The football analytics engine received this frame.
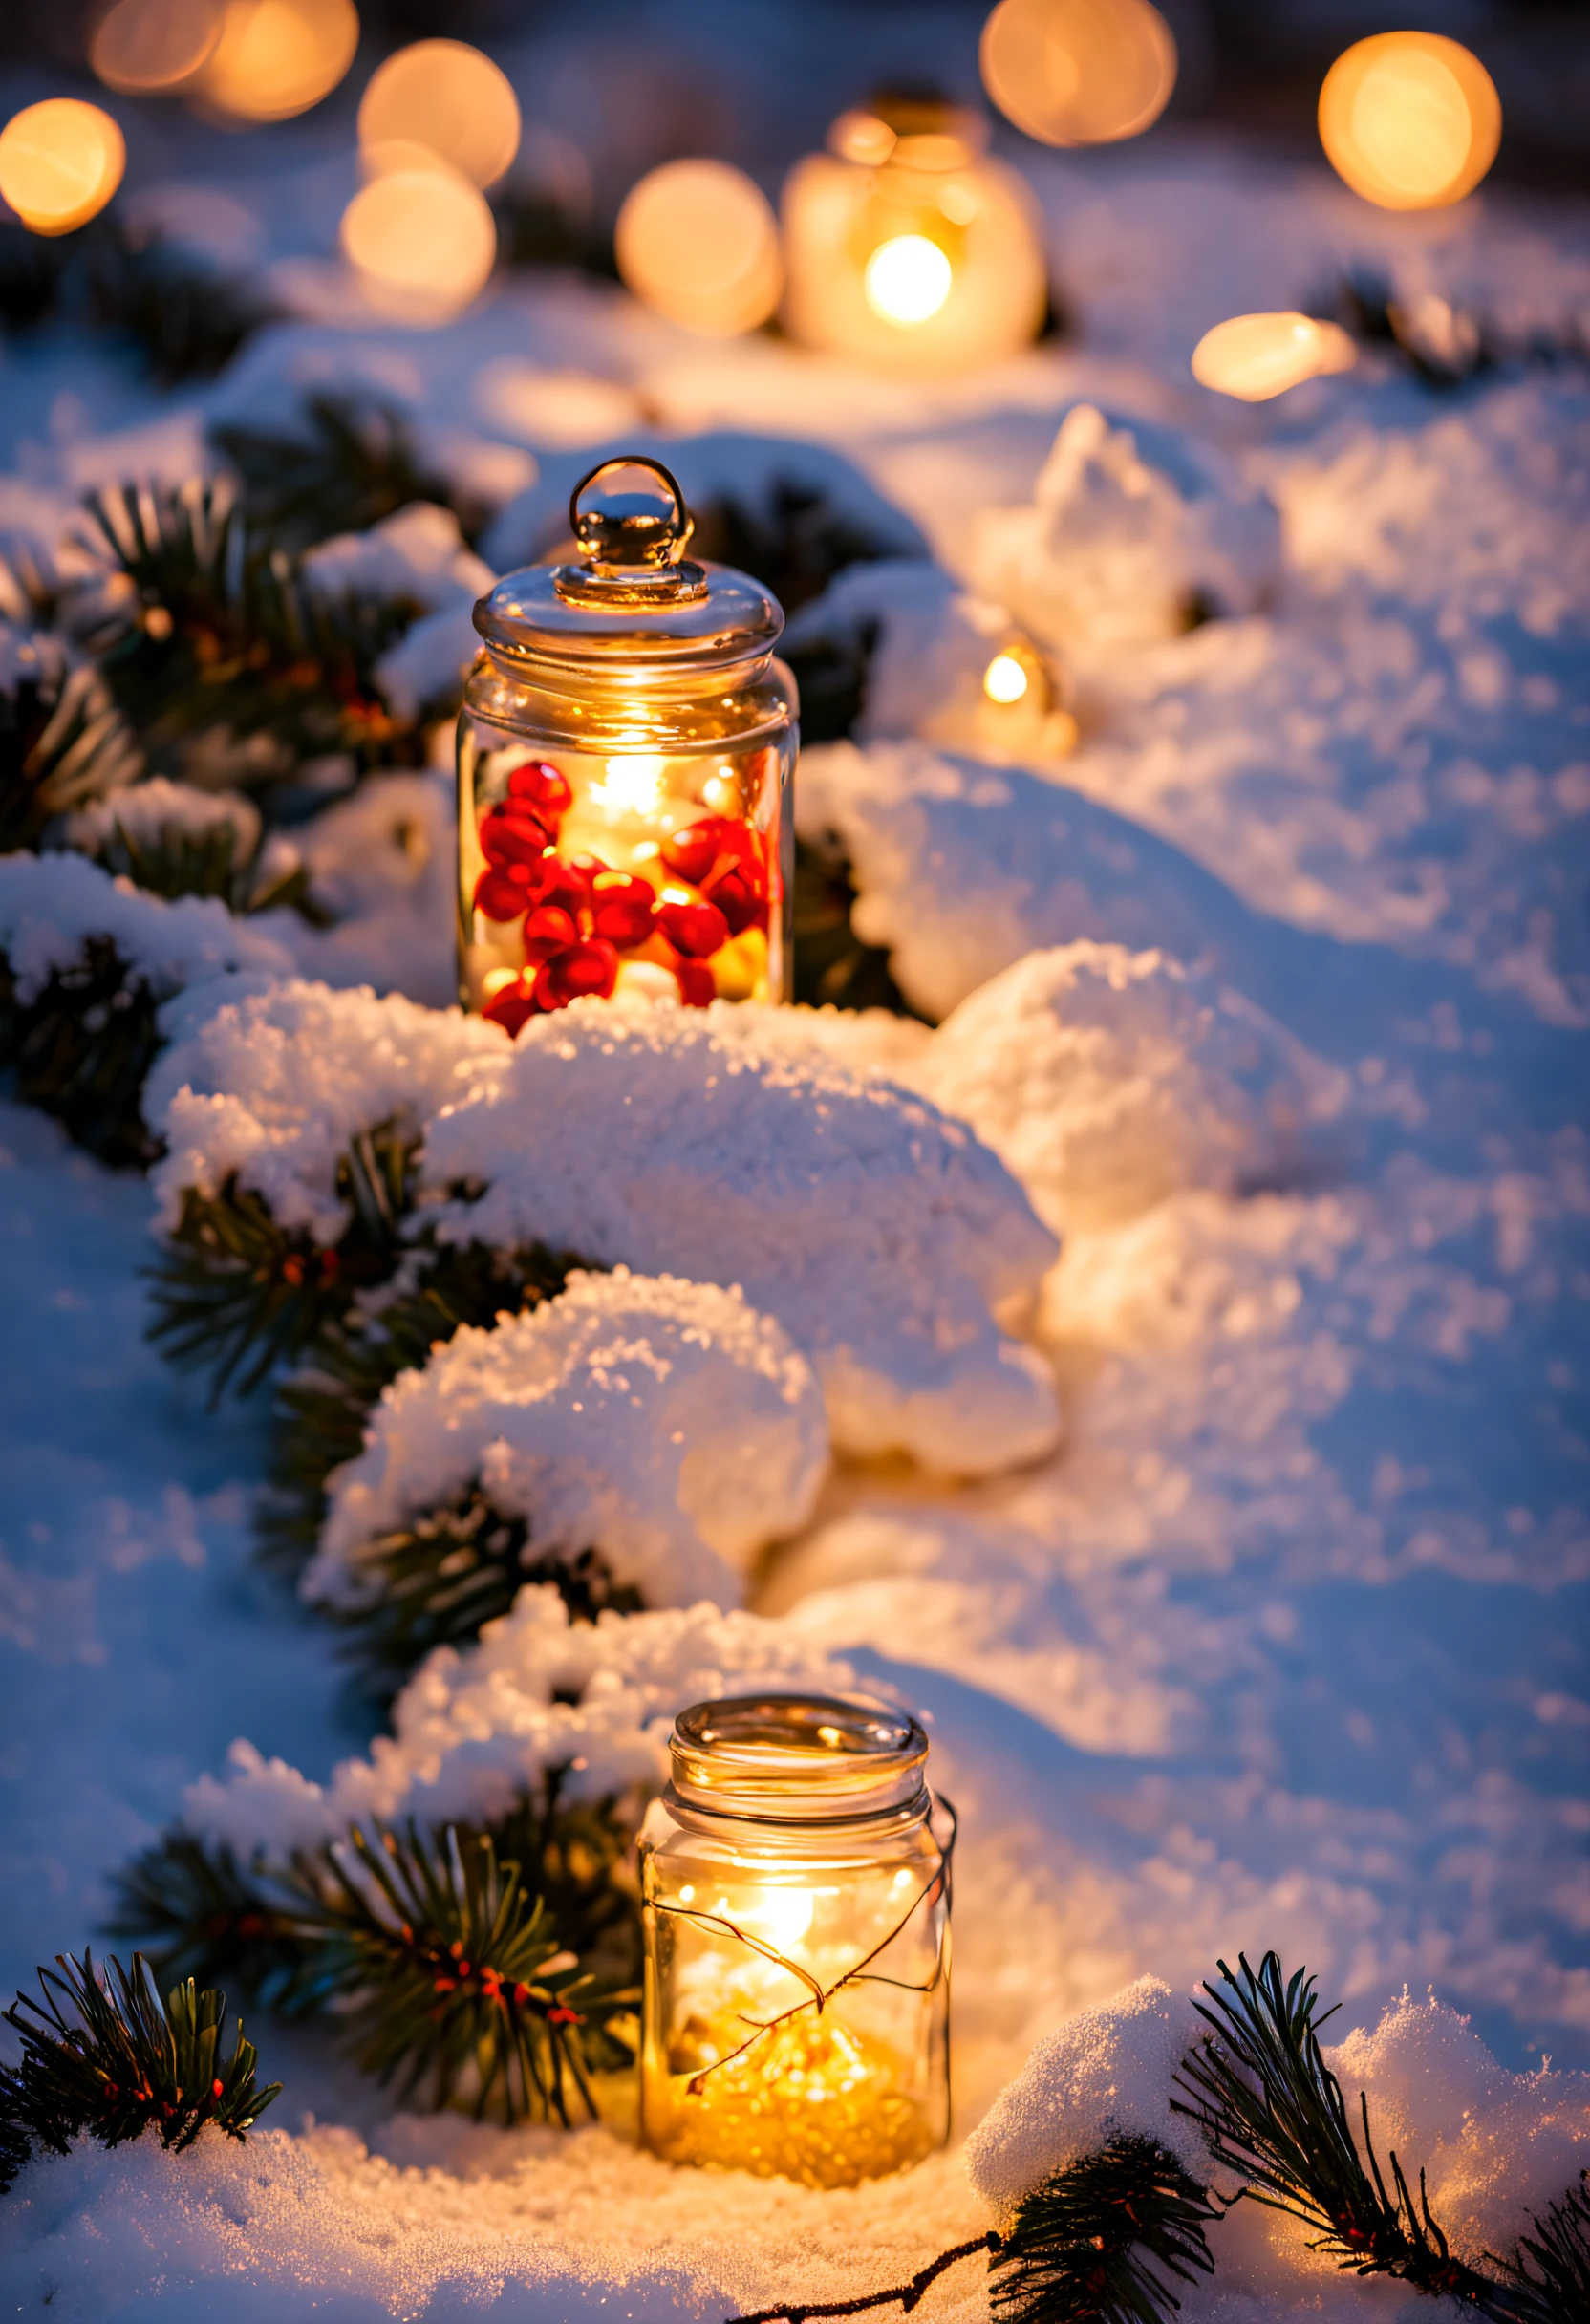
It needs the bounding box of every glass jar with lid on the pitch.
[458,456,795,1033]
[639,1692,952,2190]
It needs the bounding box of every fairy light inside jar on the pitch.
[639,1693,952,2189]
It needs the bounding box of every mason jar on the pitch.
[639,1693,952,2190]
[458,456,796,1034]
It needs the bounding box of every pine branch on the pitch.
[325,1483,644,1701]
[102,1832,323,2014]
[1169,1950,1538,2318]
[75,477,424,791]
[1487,2173,1590,2324]
[690,485,902,618]
[256,1236,576,1572]
[211,391,483,554]
[83,810,325,921]
[1,1950,278,2191]
[989,2139,1218,2324]
[0,210,275,382]
[0,937,164,1169]
[1,657,144,854]
[145,1119,418,1401]
[792,833,922,1018]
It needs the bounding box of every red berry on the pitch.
[673,956,716,1008]
[212,2079,224,2098]
[661,815,754,887]
[483,980,538,1037]
[704,866,767,936]
[474,866,532,922]
[657,896,729,958]
[505,760,572,818]
[590,872,657,948]
[480,805,552,868]
[534,937,618,1011]
[523,903,579,963]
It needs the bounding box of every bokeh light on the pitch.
[357,39,521,192]
[0,98,126,236]
[1192,312,1357,401]
[980,0,1177,146]
[1319,32,1500,211]
[982,652,1029,704]
[196,0,358,123]
[90,0,223,93]
[615,159,783,337]
[864,234,954,327]
[340,160,497,322]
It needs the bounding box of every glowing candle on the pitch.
[0,99,125,237]
[980,0,1177,146]
[1192,312,1357,401]
[615,159,783,337]
[458,457,794,1032]
[1318,32,1500,211]
[639,1695,952,2189]
[782,95,1046,374]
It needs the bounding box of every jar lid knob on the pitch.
[557,455,707,606]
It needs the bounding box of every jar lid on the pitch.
[667,1693,930,1826]
[473,455,784,674]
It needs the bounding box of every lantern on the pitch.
[639,1693,952,2190]
[781,95,1047,375]
[459,458,794,1030]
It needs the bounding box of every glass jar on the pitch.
[457,456,796,1034]
[639,1693,952,2190]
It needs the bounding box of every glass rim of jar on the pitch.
[473,560,784,678]
[666,1692,932,1828]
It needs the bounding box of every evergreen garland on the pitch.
[0,1950,278,2193]
[0,936,163,1169]
[211,391,483,555]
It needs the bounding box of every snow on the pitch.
[65,775,262,866]
[1,48,1588,2320]
[300,503,495,721]
[305,1268,829,1615]
[419,993,1062,1476]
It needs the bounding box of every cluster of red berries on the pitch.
[473,760,769,1038]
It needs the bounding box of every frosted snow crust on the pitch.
[186,1590,860,1855]
[300,502,494,721]
[0,848,292,1004]
[420,993,1062,1475]
[65,775,262,864]
[306,1268,829,1613]
[146,979,503,1240]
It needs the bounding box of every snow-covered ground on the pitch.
[1,48,1588,2318]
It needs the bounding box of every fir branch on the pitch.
[102,1832,322,2014]
[0,936,163,1169]
[326,1484,643,1701]
[75,477,424,791]
[1,657,144,854]
[1170,1950,1527,2317]
[84,810,324,920]
[989,2139,1217,2324]
[792,833,921,1018]
[211,391,482,554]
[1,1950,278,2191]
[145,1120,418,1401]
[1489,2172,1590,2324]
[257,1237,577,1572]
[0,210,275,382]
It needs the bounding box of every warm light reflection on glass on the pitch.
[982,651,1030,704]
[357,38,521,191]
[980,0,1177,146]
[591,755,668,819]
[197,0,357,122]
[1192,311,1357,401]
[339,160,497,321]
[863,233,953,326]
[1319,32,1500,210]
[0,99,125,235]
[615,159,783,337]
[91,0,222,92]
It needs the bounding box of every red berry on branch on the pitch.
[535,937,619,1010]
[505,760,572,817]
[657,896,729,958]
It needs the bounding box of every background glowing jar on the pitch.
[459,457,795,1032]
[781,97,1047,375]
[639,1693,952,2190]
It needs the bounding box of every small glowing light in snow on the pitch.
[864,234,953,326]
[90,0,222,93]
[982,651,1030,704]
[1319,32,1500,211]
[339,161,497,321]
[980,0,1177,146]
[357,39,521,191]
[1192,312,1357,401]
[615,159,783,337]
[196,0,357,122]
[0,99,125,236]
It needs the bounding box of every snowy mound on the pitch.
[305,1268,829,1613]
[796,739,1254,1021]
[969,402,1279,656]
[419,993,1062,1475]
[147,979,503,1241]
[187,1590,862,1853]
[904,943,1341,1235]
[301,503,495,721]
[964,1977,1203,2209]
[263,771,457,1010]
[0,847,291,1003]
